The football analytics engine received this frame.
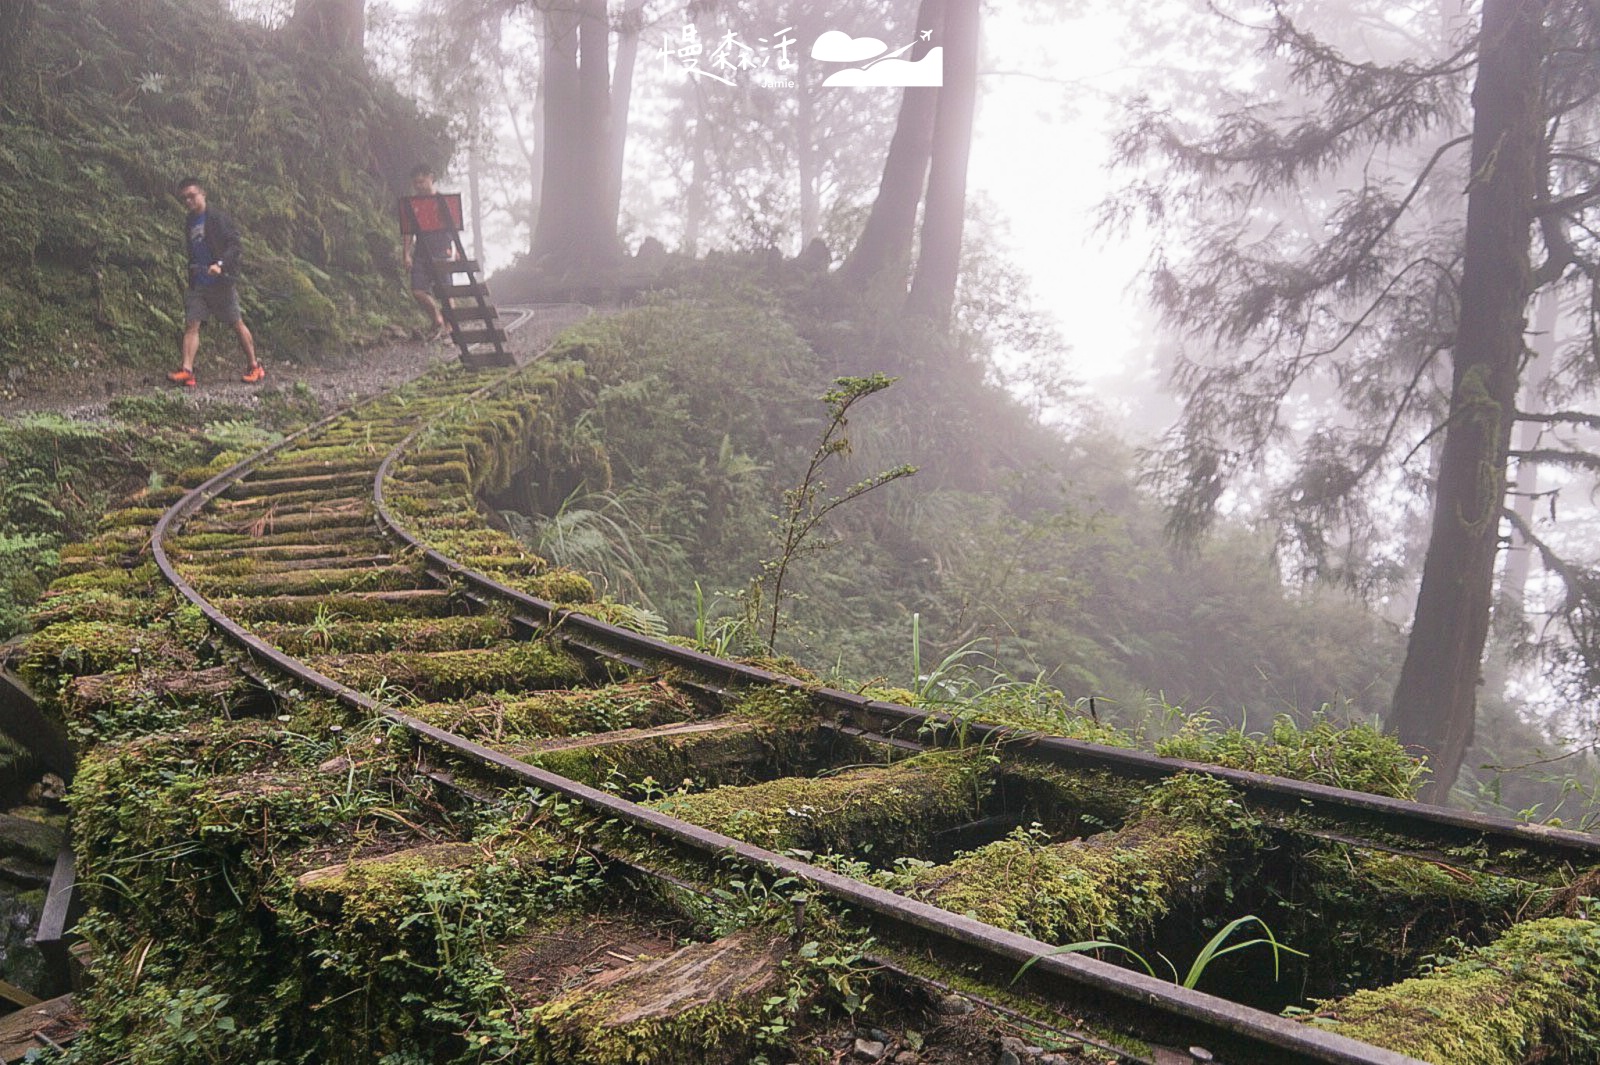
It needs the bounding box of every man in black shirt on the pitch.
[168,177,263,387]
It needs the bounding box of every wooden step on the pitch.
[453,326,508,345]
[444,305,499,323]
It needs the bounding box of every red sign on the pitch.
[398,193,464,235]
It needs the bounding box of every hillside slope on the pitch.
[0,0,446,396]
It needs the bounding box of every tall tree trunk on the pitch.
[290,0,364,56]
[842,0,943,288]
[904,0,978,327]
[468,113,486,268]
[534,0,615,268]
[497,66,541,257]
[606,0,647,246]
[1478,286,1555,697]
[685,82,710,256]
[532,4,581,263]
[795,28,819,250]
[531,71,545,257]
[576,0,615,265]
[1390,0,1544,802]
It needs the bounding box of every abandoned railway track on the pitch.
[17,305,1600,1065]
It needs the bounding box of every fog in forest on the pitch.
[200,0,1600,814]
[5,0,1597,817]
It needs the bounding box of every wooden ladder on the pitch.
[401,193,514,369]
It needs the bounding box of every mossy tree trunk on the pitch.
[1391,0,1543,802]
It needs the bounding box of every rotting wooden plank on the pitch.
[294,841,488,916]
[0,994,82,1062]
[529,930,789,1065]
[534,717,753,753]
[215,589,461,624]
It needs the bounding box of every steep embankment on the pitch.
[0,0,447,397]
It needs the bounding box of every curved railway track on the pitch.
[29,304,1600,1064]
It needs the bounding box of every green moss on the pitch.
[60,663,261,740]
[0,809,67,865]
[55,526,150,571]
[909,774,1252,944]
[257,613,512,655]
[1280,843,1533,995]
[1302,918,1600,1063]
[47,560,160,594]
[315,640,589,701]
[20,619,191,686]
[192,562,422,598]
[648,750,990,857]
[876,946,1150,1062]
[995,761,1146,833]
[27,587,149,626]
[410,681,697,740]
[533,719,809,793]
[727,684,818,727]
[215,590,461,624]
[273,831,584,1064]
[1155,712,1424,799]
[69,719,433,938]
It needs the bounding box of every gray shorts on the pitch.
[410,257,447,292]
[185,283,242,324]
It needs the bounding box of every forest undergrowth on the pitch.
[480,266,1600,826]
[0,0,447,394]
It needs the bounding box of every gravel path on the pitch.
[0,306,590,423]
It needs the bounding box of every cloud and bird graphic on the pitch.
[811,29,943,86]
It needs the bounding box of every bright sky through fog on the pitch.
[967,7,1149,386]
[352,0,1154,387]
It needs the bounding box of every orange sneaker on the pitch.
[168,368,196,387]
[242,364,266,384]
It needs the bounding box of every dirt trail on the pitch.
[0,328,465,422]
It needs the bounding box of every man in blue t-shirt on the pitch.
[168,177,264,387]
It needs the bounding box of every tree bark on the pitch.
[532,3,581,263]
[1487,287,1558,699]
[606,0,647,247]
[796,49,820,249]
[290,0,364,57]
[1390,0,1544,802]
[904,0,978,327]
[685,81,711,256]
[841,0,943,289]
[576,0,615,265]
[467,87,486,267]
[531,0,616,269]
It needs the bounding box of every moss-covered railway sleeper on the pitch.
[26,305,1598,1064]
